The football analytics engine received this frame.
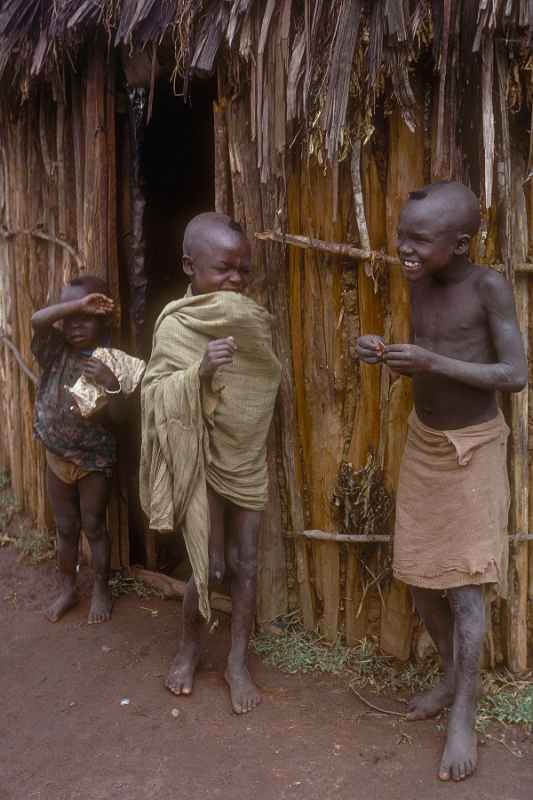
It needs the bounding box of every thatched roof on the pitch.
[0,1,531,190]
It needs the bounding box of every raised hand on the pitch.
[199,336,237,378]
[81,357,120,391]
[79,293,114,316]
[356,334,385,364]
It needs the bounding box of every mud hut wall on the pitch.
[0,43,129,568]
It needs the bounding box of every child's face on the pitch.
[396,199,466,282]
[184,233,252,295]
[60,286,104,351]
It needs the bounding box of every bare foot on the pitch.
[224,663,262,714]
[406,675,455,720]
[165,644,201,696]
[88,579,113,624]
[438,707,478,782]
[45,586,79,623]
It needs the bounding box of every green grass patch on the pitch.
[253,619,532,732]
[109,573,163,600]
[12,521,55,564]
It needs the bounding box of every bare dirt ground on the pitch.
[1,546,531,800]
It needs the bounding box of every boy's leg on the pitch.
[166,486,226,696]
[78,472,112,624]
[407,586,455,719]
[439,585,484,782]
[225,505,261,714]
[45,467,81,622]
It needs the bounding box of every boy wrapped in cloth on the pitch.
[357,182,526,782]
[140,213,281,714]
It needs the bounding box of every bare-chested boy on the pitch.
[357,181,526,782]
[140,213,281,714]
[32,276,126,624]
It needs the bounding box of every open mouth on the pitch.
[401,259,423,275]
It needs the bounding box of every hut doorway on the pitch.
[141,78,216,356]
[129,77,216,573]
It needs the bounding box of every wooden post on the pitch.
[344,140,386,645]
[379,98,424,661]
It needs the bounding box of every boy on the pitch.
[357,181,526,782]
[32,276,124,624]
[140,212,281,715]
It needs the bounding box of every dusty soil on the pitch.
[1,547,531,800]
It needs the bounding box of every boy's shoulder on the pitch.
[473,265,515,309]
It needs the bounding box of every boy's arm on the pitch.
[384,272,527,392]
[32,294,113,330]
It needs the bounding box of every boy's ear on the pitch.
[182,255,194,277]
[454,234,471,256]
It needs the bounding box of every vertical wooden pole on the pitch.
[344,141,386,645]
[379,99,424,660]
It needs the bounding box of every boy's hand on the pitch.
[81,357,120,391]
[383,344,434,374]
[79,293,114,316]
[199,337,237,378]
[356,335,385,364]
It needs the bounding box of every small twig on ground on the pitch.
[350,685,406,718]
[485,733,525,758]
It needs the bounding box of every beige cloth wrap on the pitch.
[393,409,510,596]
[139,290,281,619]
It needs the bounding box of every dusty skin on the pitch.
[356,181,527,783]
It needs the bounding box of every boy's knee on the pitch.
[56,515,81,541]
[233,555,257,583]
[82,512,106,541]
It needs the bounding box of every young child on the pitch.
[32,275,125,625]
[357,181,526,782]
[140,212,281,714]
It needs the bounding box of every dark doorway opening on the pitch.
[131,78,216,573]
[141,78,216,356]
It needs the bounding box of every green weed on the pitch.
[252,619,532,732]
[13,521,54,564]
[109,573,163,600]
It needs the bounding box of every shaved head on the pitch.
[182,212,252,295]
[406,181,481,237]
[183,212,246,260]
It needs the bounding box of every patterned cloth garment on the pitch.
[32,327,116,474]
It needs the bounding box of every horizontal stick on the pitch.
[255,230,400,265]
[290,529,533,543]
[0,331,38,384]
[296,530,392,543]
[129,566,232,615]
[255,230,533,273]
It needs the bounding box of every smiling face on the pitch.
[60,285,104,351]
[396,202,462,281]
[183,221,252,295]
[396,183,480,282]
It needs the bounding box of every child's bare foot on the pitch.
[406,675,455,720]
[438,706,478,781]
[225,662,262,714]
[88,578,113,624]
[165,643,201,696]
[45,586,79,622]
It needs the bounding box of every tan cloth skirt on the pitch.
[393,410,510,596]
